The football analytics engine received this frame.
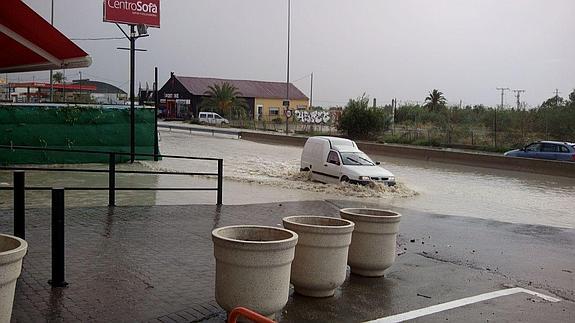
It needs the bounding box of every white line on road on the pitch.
[365,287,561,323]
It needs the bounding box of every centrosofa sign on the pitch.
[103,0,160,27]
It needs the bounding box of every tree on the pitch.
[569,89,575,106]
[199,82,248,119]
[338,94,390,139]
[52,72,65,84]
[541,95,565,108]
[424,89,447,112]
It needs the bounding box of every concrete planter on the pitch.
[212,225,298,319]
[282,216,354,297]
[0,234,28,323]
[340,208,401,277]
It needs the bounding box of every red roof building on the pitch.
[158,73,310,120]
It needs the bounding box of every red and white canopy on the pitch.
[0,0,92,73]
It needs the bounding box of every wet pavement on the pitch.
[2,200,573,322]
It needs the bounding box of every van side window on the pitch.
[327,151,340,165]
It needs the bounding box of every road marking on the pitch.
[365,288,561,323]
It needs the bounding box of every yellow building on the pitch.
[254,97,310,121]
[159,74,310,120]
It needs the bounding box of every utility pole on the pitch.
[309,72,313,108]
[554,88,560,106]
[391,98,396,136]
[513,89,525,110]
[49,0,54,102]
[494,87,510,147]
[513,90,526,140]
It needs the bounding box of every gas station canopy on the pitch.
[0,0,92,73]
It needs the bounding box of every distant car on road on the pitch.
[504,141,575,162]
[198,112,229,125]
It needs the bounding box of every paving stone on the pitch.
[0,201,338,322]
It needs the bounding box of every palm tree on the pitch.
[52,71,66,84]
[424,89,447,112]
[200,82,248,119]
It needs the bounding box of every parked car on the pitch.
[198,112,229,125]
[301,136,396,186]
[504,141,575,161]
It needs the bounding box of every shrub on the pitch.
[338,95,390,140]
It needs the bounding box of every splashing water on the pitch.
[139,130,417,200]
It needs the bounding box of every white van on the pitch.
[198,112,229,125]
[300,136,396,186]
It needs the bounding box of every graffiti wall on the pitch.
[294,110,331,124]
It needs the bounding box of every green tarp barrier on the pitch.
[0,104,157,164]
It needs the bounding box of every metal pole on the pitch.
[130,25,136,163]
[495,88,509,148]
[494,107,497,147]
[285,0,291,135]
[62,68,66,103]
[13,171,25,239]
[154,67,159,161]
[108,153,116,207]
[49,188,68,287]
[217,159,223,205]
[310,72,313,108]
[49,0,54,102]
[392,98,396,136]
[79,71,83,101]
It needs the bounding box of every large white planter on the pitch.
[212,225,298,319]
[0,234,28,323]
[340,208,401,277]
[282,216,354,297]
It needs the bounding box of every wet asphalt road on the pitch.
[276,199,575,322]
[4,200,573,322]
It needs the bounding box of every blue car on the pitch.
[504,141,575,162]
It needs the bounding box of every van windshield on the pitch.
[340,152,375,166]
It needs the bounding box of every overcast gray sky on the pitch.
[13,0,575,107]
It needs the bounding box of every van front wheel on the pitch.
[340,176,350,183]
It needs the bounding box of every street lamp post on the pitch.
[285,0,291,135]
[116,24,148,163]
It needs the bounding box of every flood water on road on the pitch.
[1,129,573,228]
[150,130,575,228]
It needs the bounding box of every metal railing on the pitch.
[1,145,225,288]
[158,123,242,138]
[0,144,224,208]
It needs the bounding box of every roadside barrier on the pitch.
[1,145,225,287]
[158,123,241,139]
[0,145,224,207]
